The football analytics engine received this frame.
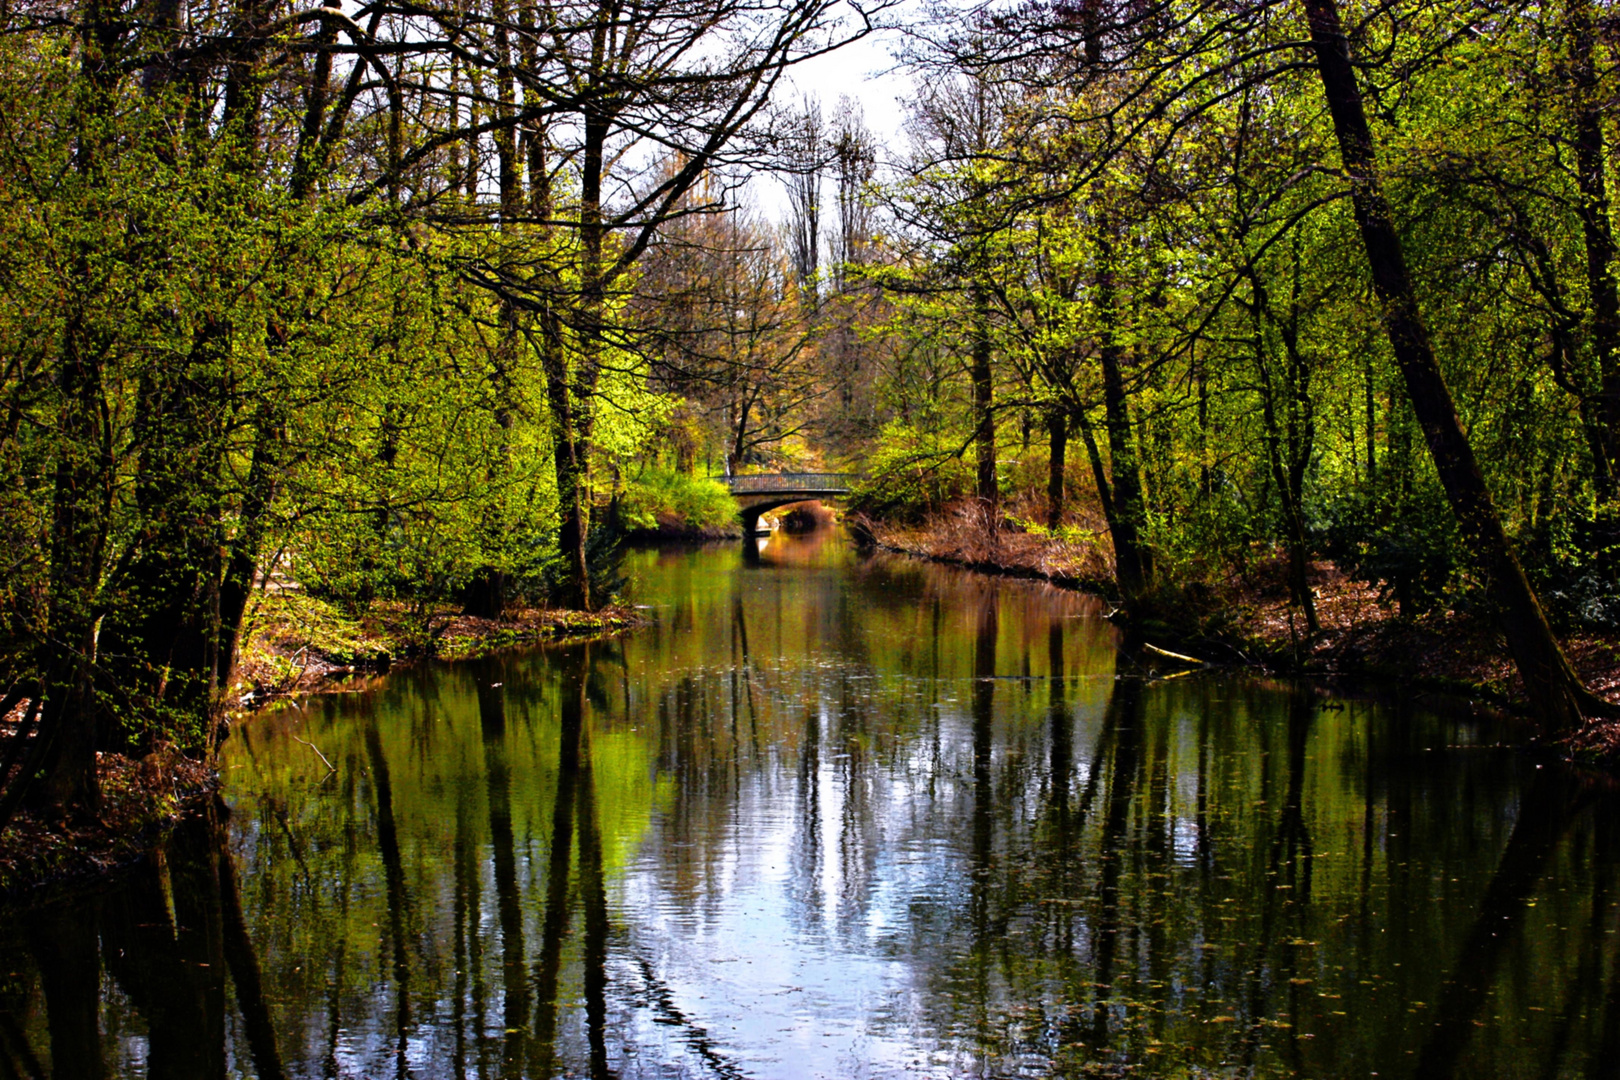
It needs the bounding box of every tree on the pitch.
[454,0,872,609]
[888,69,1017,510]
[783,96,826,306]
[638,196,825,473]
[820,97,884,443]
[1300,0,1609,730]
[0,0,883,824]
[876,0,1617,726]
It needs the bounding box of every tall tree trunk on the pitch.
[1075,404,1146,600]
[1046,407,1068,530]
[101,313,231,751]
[1364,353,1378,485]
[541,316,588,611]
[531,125,590,611]
[1568,0,1620,496]
[202,0,279,710]
[1197,358,1212,497]
[39,313,107,817]
[220,0,273,169]
[99,20,246,751]
[1302,0,1607,730]
[549,96,613,613]
[971,282,997,508]
[1250,277,1320,633]
[289,14,335,203]
[217,406,283,700]
[1095,238,1151,598]
[1075,406,1115,527]
[464,11,526,619]
[37,0,125,816]
[492,0,519,215]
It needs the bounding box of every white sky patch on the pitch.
[748,12,920,222]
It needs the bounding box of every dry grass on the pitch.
[1201,557,1620,707]
[1150,554,1620,768]
[862,500,1116,589]
[863,505,1620,763]
[0,747,218,901]
[231,590,646,707]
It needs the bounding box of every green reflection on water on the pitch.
[1,532,1616,1079]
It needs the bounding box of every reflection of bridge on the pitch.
[715,473,855,533]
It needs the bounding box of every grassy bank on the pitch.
[0,591,646,902]
[230,588,646,707]
[618,467,743,540]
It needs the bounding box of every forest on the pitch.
[1,0,1619,829]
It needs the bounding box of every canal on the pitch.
[1,530,1615,1077]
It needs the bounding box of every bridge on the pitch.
[715,473,855,533]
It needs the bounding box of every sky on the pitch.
[747,12,919,221]
[788,20,913,148]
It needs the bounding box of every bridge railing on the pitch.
[712,472,856,495]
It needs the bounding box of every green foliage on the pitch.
[848,422,974,520]
[241,590,389,666]
[1147,483,1266,588]
[533,523,629,608]
[1525,505,1620,631]
[617,468,738,532]
[828,0,1620,649]
[1321,482,1468,617]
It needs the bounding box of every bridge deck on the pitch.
[715,473,854,496]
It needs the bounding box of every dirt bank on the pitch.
[858,507,1116,594]
[230,589,646,708]
[861,510,1620,762]
[0,594,646,902]
[0,747,219,902]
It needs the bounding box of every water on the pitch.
[2,531,1617,1078]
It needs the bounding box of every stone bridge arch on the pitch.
[717,473,855,533]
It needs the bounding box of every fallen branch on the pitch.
[1143,642,1208,666]
[291,734,335,773]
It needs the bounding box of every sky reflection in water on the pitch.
[1,530,1616,1078]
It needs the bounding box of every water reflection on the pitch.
[0,799,285,1079]
[3,534,1620,1077]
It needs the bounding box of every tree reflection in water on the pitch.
[3,535,1620,1078]
[0,799,285,1079]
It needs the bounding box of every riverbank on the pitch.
[13,536,1606,1078]
[0,592,646,902]
[862,510,1620,759]
[859,507,1117,594]
[230,589,646,708]
[0,746,219,902]
[623,521,745,542]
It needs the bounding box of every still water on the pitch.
[3,531,1618,1078]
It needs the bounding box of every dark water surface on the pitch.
[4,532,1619,1078]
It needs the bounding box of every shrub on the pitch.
[1524,503,1620,631]
[533,521,627,607]
[1320,480,1466,617]
[618,467,737,531]
[847,422,974,521]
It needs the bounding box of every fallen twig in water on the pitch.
[1143,642,1208,666]
[291,734,335,773]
